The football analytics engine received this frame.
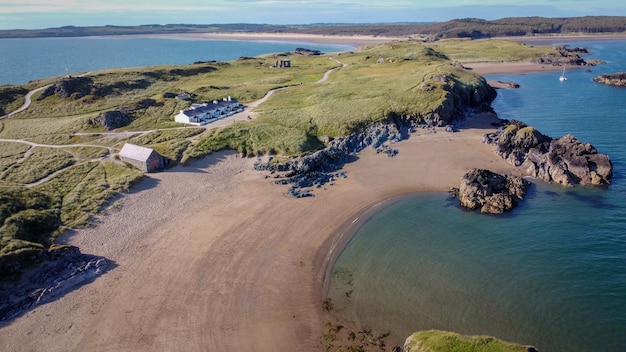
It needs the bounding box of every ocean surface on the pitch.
[327,40,626,351]
[0,36,352,85]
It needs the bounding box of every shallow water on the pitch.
[327,40,626,351]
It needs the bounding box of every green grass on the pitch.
[424,38,560,63]
[404,330,531,352]
[1,147,75,184]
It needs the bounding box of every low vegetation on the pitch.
[404,330,532,352]
[0,39,556,261]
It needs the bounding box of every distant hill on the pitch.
[1,16,626,39]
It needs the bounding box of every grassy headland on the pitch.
[404,330,533,352]
[0,39,559,269]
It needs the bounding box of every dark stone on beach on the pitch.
[457,168,530,214]
[593,72,626,87]
[0,246,109,321]
[483,120,613,186]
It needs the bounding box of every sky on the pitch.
[1,0,625,30]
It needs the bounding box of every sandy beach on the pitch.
[0,33,597,351]
[0,111,522,351]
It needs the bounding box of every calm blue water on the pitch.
[0,37,352,85]
[327,40,626,351]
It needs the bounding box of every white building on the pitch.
[174,96,242,125]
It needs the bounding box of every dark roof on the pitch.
[182,99,239,117]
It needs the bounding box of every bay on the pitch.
[327,40,626,352]
[0,36,352,85]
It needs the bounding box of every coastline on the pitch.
[0,112,522,351]
[2,33,622,351]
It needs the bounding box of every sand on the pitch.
[0,33,578,351]
[0,112,522,351]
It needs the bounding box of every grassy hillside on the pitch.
[0,39,557,259]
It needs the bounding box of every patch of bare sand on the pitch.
[0,114,521,352]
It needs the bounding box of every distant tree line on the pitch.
[0,16,625,39]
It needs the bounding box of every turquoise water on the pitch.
[327,40,626,351]
[0,37,352,85]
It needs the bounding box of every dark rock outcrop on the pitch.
[89,110,132,130]
[294,47,323,56]
[0,246,109,321]
[255,122,407,197]
[483,120,612,186]
[88,99,157,130]
[454,168,530,214]
[38,76,103,100]
[530,45,604,67]
[593,72,626,86]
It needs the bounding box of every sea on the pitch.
[327,39,626,351]
[1,35,624,352]
[0,36,353,85]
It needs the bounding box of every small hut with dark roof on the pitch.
[118,143,165,172]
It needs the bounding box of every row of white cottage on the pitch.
[174,96,243,125]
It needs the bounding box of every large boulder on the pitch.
[456,168,530,214]
[484,121,612,186]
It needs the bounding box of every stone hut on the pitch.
[118,143,166,172]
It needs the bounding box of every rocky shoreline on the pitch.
[483,119,612,186]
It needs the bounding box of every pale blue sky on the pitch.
[1,0,625,30]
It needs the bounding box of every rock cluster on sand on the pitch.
[255,122,407,196]
[593,72,626,86]
[453,168,530,214]
[483,120,612,186]
[0,246,108,321]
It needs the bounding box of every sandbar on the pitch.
[108,32,401,48]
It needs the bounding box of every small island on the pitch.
[593,72,626,86]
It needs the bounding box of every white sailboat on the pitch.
[559,66,567,81]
